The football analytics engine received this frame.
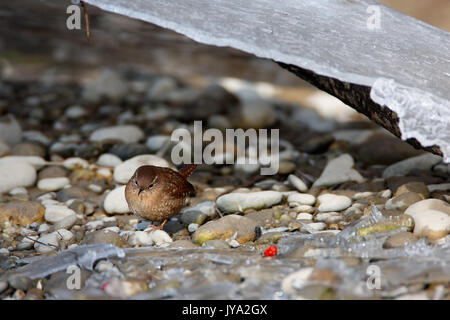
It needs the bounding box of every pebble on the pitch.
[149,230,173,247]
[405,199,450,240]
[65,105,87,119]
[145,135,170,152]
[0,114,22,146]
[383,154,443,179]
[203,239,229,249]
[55,229,74,241]
[82,230,126,247]
[181,210,209,226]
[10,143,46,157]
[302,222,327,232]
[85,220,104,230]
[103,186,129,214]
[216,191,282,214]
[0,162,36,194]
[192,214,258,245]
[395,182,429,198]
[128,231,154,246]
[287,174,308,192]
[0,156,46,169]
[44,205,77,224]
[53,214,77,230]
[317,194,352,212]
[97,153,123,167]
[62,157,89,170]
[22,131,51,146]
[313,154,365,187]
[34,233,60,253]
[427,183,450,193]
[188,223,199,233]
[108,143,151,160]
[385,192,423,211]
[383,232,418,249]
[296,213,313,220]
[237,99,276,129]
[314,212,342,224]
[0,201,45,226]
[113,155,170,184]
[288,193,316,206]
[90,125,144,144]
[37,177,70,191]
[8,275,33,292]
[0,280,8,294]
[38,166,68,180]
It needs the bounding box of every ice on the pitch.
[9,244,126,279]
[82,0,450,162]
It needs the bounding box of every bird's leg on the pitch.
[144,219,167,232]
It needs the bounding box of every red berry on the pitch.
[101,282,110,291]
[264,245,277,257]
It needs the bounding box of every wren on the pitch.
[125,164,197,230]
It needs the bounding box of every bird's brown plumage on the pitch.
[125,165,195,223]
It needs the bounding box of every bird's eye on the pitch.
[148,176,158,189]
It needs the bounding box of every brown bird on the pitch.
[125,164,197,230]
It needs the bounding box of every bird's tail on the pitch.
[178,164,197,178]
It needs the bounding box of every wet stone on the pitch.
[0,201,45,226]
[8,275,33,292]
[383,232,418,249]
[82,230,127,247]
[385,192,424,211]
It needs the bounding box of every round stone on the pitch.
[90,125,144,144]
[216,191,282,214]
[97,153,123,167]
[0,201,45,226]
[288,193,316,206]
[317,194,352,212]
[103,186,129,214]
[44,205,77,224]
[37,177,70,192]
[0,162,36,194]
[288,174,308,192]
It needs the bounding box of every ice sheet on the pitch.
[82,0,450,162]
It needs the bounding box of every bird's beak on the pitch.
[138,187,144,195]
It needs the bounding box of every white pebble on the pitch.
[97,153,123,167]
[63,157,89,169]
[288,174,308,192]
[90,125,144,144]
[216,191,282,213]
[296,213,313,220]
[44,205,77,224]
[85,220,104,230]
[54,229,74,241]
[103,186,129,214]
[34,233,59,253]
[38,224,50,233]
[318,194,352,212]
[0,162,37,194]
[288,193,316,206]
[37,177,70,191]
[96,168,112,178]
[128,231,153,246]
[188,223,199,233]
[149,229,173,247]
[9,187,28,195]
